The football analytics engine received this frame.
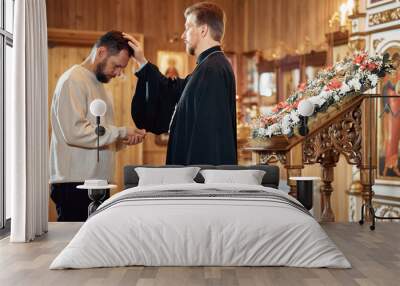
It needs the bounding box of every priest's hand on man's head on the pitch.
[122,32,147,66]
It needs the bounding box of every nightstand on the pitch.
[77,180,116,216]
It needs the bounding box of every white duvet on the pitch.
[50,183,351,269]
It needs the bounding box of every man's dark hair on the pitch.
[95,30,134,57]
[184,2,225,42]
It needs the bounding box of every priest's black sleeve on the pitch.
[131,62,188,134]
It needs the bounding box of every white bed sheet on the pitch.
[50,183,351,269]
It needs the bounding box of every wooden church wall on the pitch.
[243,0,344,55]
[46,0,245,63]
[46,0,343,75]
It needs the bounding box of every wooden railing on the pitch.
[246,94,376,222]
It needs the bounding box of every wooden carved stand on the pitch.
[358,95,400,230]
[247,95,376,223]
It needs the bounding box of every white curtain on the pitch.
[10,0,48,242]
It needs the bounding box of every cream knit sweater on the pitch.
[49,65,127,183]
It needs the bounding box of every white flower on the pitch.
[257,128,265,137]
[256,128,268,138]
[334,94,340,101]
[282,114,291,124]
[309,95,326,107]
[348,78,362,91]
[282,127,292,135]
[318,89,333,104]
[335,63,344,73]
[269,123,281,135]
[339,82,351,95]
[368,74,379,87]
[319,89,330,99]
[281,115,293,135]
[265,128,273,137]
[290,110,300,124]
[264,110,274,117]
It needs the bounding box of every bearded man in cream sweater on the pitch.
[49,31,145,222]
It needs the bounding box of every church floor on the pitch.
[0,222,399,286]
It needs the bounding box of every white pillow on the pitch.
[135,167,200,186]
[200,169,266,185]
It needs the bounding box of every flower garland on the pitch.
[252,52,394,138]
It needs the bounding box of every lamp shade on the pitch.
[298,100,315,117]
[90,99,107,117]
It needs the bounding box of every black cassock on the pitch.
[132,46,237,165]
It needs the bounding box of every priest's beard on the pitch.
[95,59,110,83]
[187,45,195,56]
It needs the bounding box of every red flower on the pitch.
[261,116,277,126]
[325,79,342,90]
[367,62,378,71]
[279,102,289,109]
[273,101,289,112]
[353,54,366,65]
[297,82,307,92]
[284,101,301,112]
[261,117,269,125]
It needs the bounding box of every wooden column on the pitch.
[320,151,338,222]
[285,144,304,197]
[359,97,377,222]
[252,152,261,165]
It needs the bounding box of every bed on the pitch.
[50,165,350,269]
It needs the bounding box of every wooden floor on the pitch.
[0,222,399,286]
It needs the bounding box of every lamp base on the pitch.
[95,126,106,136]
[359,202,400,231]
[87,188,110,216]
[296,180,313,210]
[298,116,309,136]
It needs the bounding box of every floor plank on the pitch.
[0,222,399,286]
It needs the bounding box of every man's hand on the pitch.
[123,135,143,145]
[122,33,147,66]
[123,128,146,145]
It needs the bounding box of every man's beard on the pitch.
[95,60,110,83]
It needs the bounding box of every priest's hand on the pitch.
[123,128,146,145]
[122,32,147,66]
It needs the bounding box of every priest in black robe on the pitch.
[124,2,237,165]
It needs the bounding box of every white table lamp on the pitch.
[298,99,315,117]
[297,99,315,136]
[89,99,107,162]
